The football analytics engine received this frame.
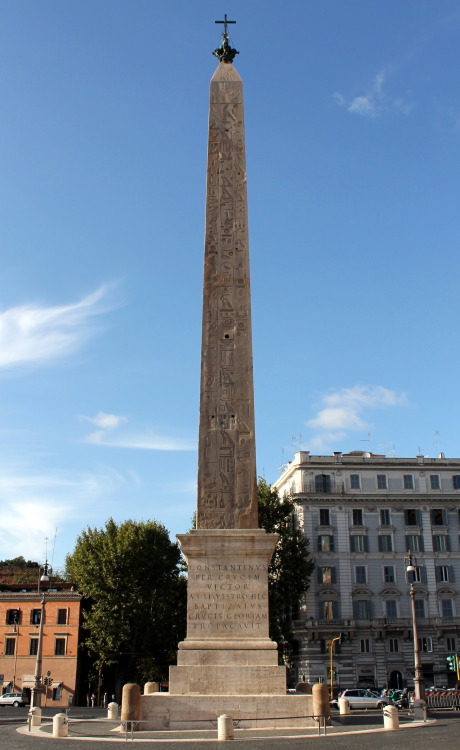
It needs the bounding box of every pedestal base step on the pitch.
[141,693,314,730]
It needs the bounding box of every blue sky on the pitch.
[1,1,459,567]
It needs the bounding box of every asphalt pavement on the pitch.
[0,707,459,749]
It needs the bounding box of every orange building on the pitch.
[0,585,82,708]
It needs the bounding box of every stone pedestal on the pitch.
[141,529,314,729]
[169,529,286,696]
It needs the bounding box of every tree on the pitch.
[65,519,186,695]
[257,478,314,664]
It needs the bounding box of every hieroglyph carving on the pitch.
[197,64,257,530]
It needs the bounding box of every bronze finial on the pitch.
[213,13,239,63]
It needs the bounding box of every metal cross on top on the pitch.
[215,14,236,37]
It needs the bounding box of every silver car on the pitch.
[331,689,388,710]
[0,692,28,707]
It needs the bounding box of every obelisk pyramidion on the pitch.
[141,21,313,728]
[197,20,257,531]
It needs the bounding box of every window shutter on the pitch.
[415,509,422,526]
[442,510,448,525]
[317,537,322,553]
[406,536,411,551]
[419,535,425,552]
[364,535,369,552]
[317,567,323,584]
[330,536,335,552]
[449,565,455,583]
[446,535,451,552]
[367,600,373,619]
[420,566,427,584]
[331,567,337,584]
[353,601,359,619]
[333,601,339,619]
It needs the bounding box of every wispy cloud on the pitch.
[0,465,125,561]
[334,68,413,119]
[81,412,196,452]
[0,285,115,371]
[305,385,408,452]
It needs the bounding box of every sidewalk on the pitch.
[16,711,435,743]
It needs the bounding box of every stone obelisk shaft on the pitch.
[197,62,257,530]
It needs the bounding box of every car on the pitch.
[331,689,389,710]
[0,692,29,707]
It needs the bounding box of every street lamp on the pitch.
[328,634,341,701]
[30,560,50,709]
[404,551,425,701]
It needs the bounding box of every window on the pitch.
[360,638,370,653]
[384,566,395,583]
[5,638,16,655]
[385,599,398,618]
[322,601,335,620]
[430,474,441,490]
[414,599,426,619]
[317,535,334,552]
[436,565,454,583]
[418,636,433,652]
[54,638,66,656]
[6,609,20,625]
[377,474,388,490]
[408,565,427,584]
[57,609,68,626]
[441,599,454,618]
[446,637,456,652]
[406,534,424,552]
[318,566,336,584]
[315,474,331,493]
[378,534,393,552]
[52,685,62,702]
[433,534,450,552]
[29,638,38,656]
[319,509,330,526]
[453,476,460,490]
[405,509,422,526]
[350,474,360,490]
[353,600,372,619]
[380,509,391,526]
[30,609,41,625]
[389,638,399,653]
[403,474,414,490]
[355,566,367,584]
[350,534,369,552]
[352,509,363,526]
[431,509,447,526]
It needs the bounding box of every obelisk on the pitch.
[170,18,284,696]
[197,21,257,531]
[142,21,313,727]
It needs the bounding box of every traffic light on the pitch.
[446,654,457,672]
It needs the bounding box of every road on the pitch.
[0,708,459,748]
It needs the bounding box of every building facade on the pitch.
[0,586,81,707]
[272,451,460,691]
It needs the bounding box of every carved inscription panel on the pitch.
[197,63,258,530]
[186,560,269,639]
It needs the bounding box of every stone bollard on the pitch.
[107,702,119,720]
[383,704,399,730]
[217,714,234,741]
[121,683,141,732]
[53,712,69,738]
[28,707,42,727]
[413,699,427,721]
[295,681,312,694]
[312,683,331,726]
[339,698,350,715]
[144,682,160,695]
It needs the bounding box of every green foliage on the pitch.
[0,556,39,569]
[258,478,314,663]
[65,518,187,687]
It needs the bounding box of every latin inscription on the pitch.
[186,562,269,634]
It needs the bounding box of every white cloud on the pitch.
[0,285,114,371]
[81,412,196,452]
[334,68,412,119]
[305,385,408,452]
[0,465,124,562]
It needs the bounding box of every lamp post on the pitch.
[30,561,50,709]
[404,551,425,701]
[328,634,341,701]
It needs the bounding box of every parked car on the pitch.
[331,689,389,710]
[0,692,29,707]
